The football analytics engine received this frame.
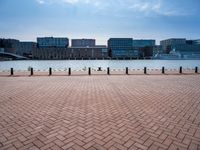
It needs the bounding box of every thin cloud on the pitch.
[36,0,45,4]
[35,0,97,5]
[35,0,194,17]
[62,0,79,4]
[127,0,191,17]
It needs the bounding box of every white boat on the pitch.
[154,49,182,60]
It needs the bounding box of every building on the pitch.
[158,38,200,59]
[170,44,200,59]
[37,37,69,47]
[194,39,200,45]
[132,39,155,47]
[186,39,200,45]
[108,38,133,59]
[133,39,156,58]
[139,47,153,59]
[153,45,162,56]
[67,47,108,59]
[160,38,200,54]
[71,39,95,47]
[34,36,107,60]
[0,39,37,57]
[0,48,4,52]
[0,38,20,54]
[34,37,69,59]
[16,42,36,57]
[33,47,68,60]
[33,46,108,60]
[160,38,186,53]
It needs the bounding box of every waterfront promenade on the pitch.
[0,75,200,150]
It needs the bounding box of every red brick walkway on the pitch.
[0,75,200,150]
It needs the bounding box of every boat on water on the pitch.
[154,49,181,60]
[154,49,200,60]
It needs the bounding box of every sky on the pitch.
[0,0,200,45]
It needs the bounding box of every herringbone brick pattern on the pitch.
[0,75,200,150]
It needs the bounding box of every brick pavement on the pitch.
[0,75,200,150]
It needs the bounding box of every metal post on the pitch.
[107,67,110,75]
[144,67,147,74]
[49,68,52,76]
[195,67,198,73]
[68,68,71,76]
[88,67,91,75]
[10,68,13,76]
[30,68,33,76]
[179,66,182,74]
[162,67,165,74]
[126,67,129,75]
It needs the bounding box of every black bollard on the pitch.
[68,68,71,76]
[30,68,33,76]
[10,68,13,76]
[162,67,165,74]
[179,66,182,74]
[144,67,147,74]
[49,68,52,76]
[195,67,198,73]
[107,67,110,75]
[98,67,102,71]
[126,67,129,75]
[88,67,91,75]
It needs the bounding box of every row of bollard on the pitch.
[10,67,199,76]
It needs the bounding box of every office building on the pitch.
[33,47,68,60]
[153,45,162,56]
[37,37,69,47]
[159,38,200,59]
[67,47,108,59]
[194,39,200,45]
[139,47,154,58]
[160,38,186,53]
[0,38,20,54]
[0,48,4,52]
[170,44,200,53]
[33,46,108,60]
[16,42,36,57]
[133,39,156,58]
[108,38,133,58]
[71,39,95,47]
[186,39,200,45]
[132,39,155,47]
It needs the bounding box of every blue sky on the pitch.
[0,0,200,45]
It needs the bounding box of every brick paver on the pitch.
[0,75,200,150]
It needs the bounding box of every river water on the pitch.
[0,60,200,71]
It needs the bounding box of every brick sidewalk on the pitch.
[0,75,200,150]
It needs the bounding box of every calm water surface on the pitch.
[0,60,200,71]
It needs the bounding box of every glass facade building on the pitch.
[160,38,186,53]
[171,44,200,53]
[132,40,155,47]
[71,39,95,47]
[33,47,108,60]
[108,38,133,58]
[37,37,69,47]
[16,42,36,56]
[132,39,156,58]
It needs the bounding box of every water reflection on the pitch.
[0,60,200,71]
